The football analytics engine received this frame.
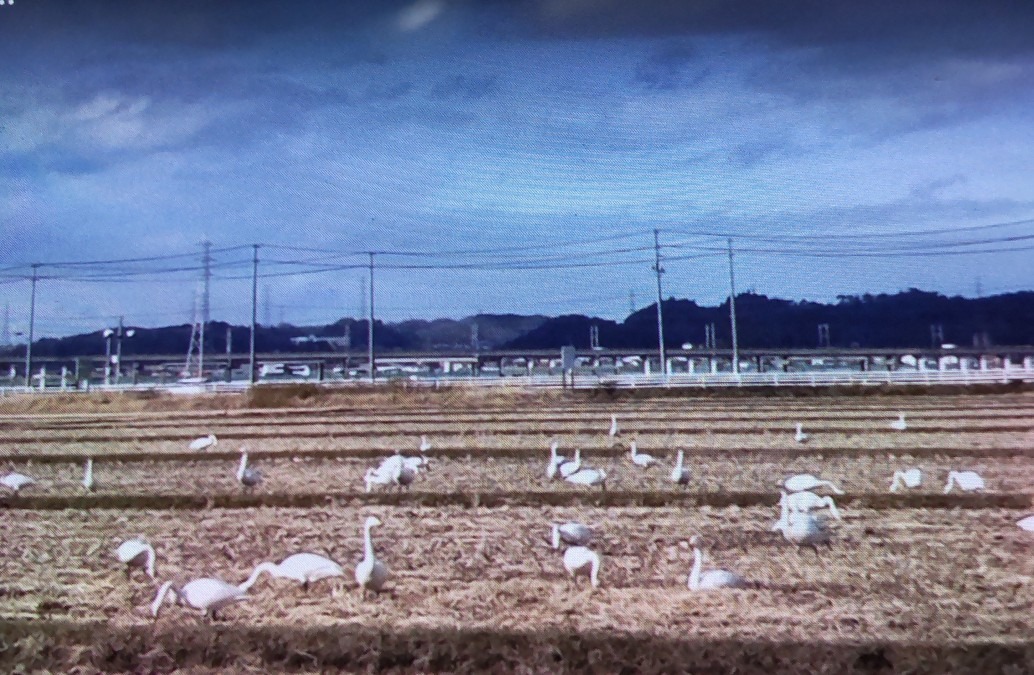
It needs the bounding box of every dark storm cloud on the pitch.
[3,0,402,48]
[524,0,1034,57]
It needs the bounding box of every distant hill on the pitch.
[4,290,1033,358]
[8,314,548,358]
[504,290,1034,350]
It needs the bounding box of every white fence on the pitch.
[1,367,1032,396]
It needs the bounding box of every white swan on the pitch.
[772,497,831,550]
[82,458,95,491]
[794,423,808,443]
[890,413,907,431]
[688,536,747,591]
[943,470,985,493]
[1,471,34,492]
[236,449,262,489]
[1017,515,1034,532]
[563,546,601,588]
[670,450,690,486]
[889,468,922,492]
[239,552,345,592]
[782,473,844,495]
[546,441,567,480]
[779,489,841,521]
[564,467,607,489]
[558,449,582,479]
[116,538,156,580]
[364,465,395,493]
[354,516,389,597]
[608,413,619,438]
[151,578,248,620]
[551,522,592,549]
[629,441,657,468]
[379,451,426,475]
[189,433,218,451]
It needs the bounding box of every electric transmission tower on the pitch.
[818,323,831,348]
[184,289,203,378]
[184,241,212,380]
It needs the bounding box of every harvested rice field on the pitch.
[1,386,1032,673]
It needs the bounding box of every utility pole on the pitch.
[343,322,352,379]
[24,264,39,388]
[652,229,667,383]
[359,276,367,323]
[727,238,739,376]
[114,315,125,385]
[368,252,375,383]
[250,244,259,384]
[200,241,211,378]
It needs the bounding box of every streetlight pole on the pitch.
[113,316,135,385]
[103,319,135,386]
[103,329,114,386]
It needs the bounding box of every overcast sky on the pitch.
[2,0,1033,338]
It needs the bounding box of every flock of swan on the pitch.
[3,410,1031,620]
[549,520,746,591]
[121,515,389,620]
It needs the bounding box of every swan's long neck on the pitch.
[239,561,277,591]
[84,459,93,482]
[237,453,248,481]
[589,553,600,587]
[675,451,684,472]
[550,445,558,462]
[150,581,179,617]
[689,547,702,590]
[144,545,156,579]
[551,524,560,549]
[573,449,581,468]
[363,523,376,561]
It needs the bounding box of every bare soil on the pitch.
[0,388,1032,673]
